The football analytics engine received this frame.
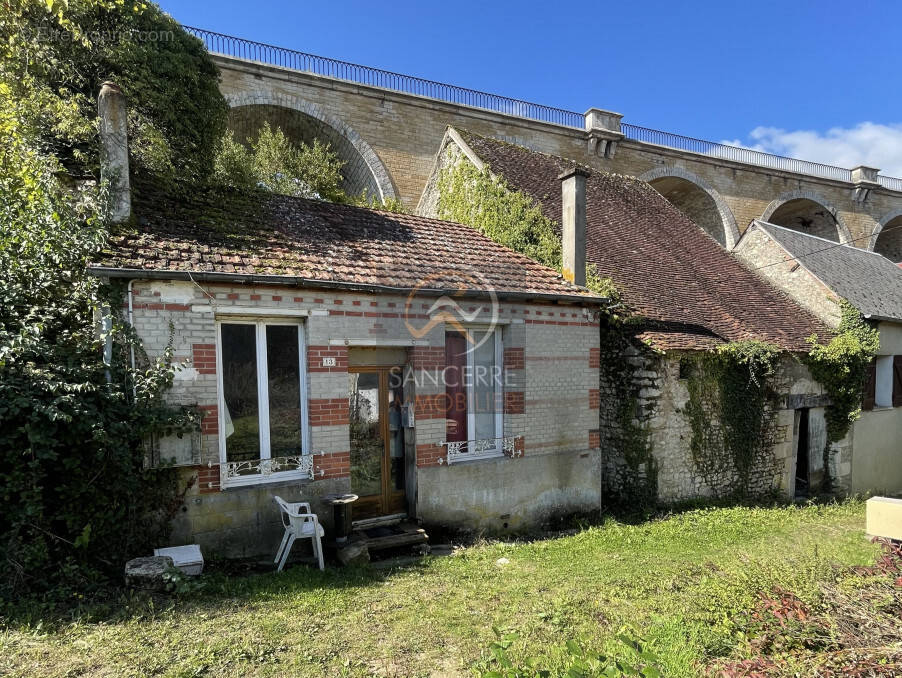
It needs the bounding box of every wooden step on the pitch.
[356,521,428,552]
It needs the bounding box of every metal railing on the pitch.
[879,175,902,192]
[621,123,853,183]
[184,26,584,129]
[184,25,902,191]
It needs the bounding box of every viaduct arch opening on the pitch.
[760,191,851,244]
[873,210,902,263]
[639,168,739,248]
[225,92,397,202]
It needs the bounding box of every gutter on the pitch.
[87,266,609,307]
[863,313,902,324]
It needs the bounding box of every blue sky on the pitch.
[160,0,902,174]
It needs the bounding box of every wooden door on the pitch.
[348,367,407,520]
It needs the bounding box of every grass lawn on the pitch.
[0,500,890,677]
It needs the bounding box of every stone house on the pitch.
[87,156,604,559]
[734,220,902,494]
[419,128,848,503]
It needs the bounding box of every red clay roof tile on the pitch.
[456,129,830,351]
[91,178,600,302]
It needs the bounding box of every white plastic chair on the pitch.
[273,496,325,571]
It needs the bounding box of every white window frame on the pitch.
[464,326,504,460]
[215,318,311,487]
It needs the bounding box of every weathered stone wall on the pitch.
[600,338,849,504]
[127,279,601,556]
[215,56,902,252]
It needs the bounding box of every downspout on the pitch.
[127,278,136,395]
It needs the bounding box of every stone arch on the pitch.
[639,166,740,248]
[224,90,397,201]
[870,208,902,262]
[760,190,853,244]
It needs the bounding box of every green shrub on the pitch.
[1,0,228,183]
[215,123,347,202]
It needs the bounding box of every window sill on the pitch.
[446,451,505,466]
[220,469,312,489]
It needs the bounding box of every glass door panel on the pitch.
[348,371,384,498]
[388,368,405,493]
[221,323,260,464]
[266,325,302,457]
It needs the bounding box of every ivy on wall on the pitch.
[804,300,880,490]
[436,160,617,298]
[683,341,783,498]
[598,318,658,509]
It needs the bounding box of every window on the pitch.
[444,327,504,462]
[217,320,310,486]
[866,355,902,410]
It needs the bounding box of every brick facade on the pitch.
[128,280,601,554]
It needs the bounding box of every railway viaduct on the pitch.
[189,27,902,261]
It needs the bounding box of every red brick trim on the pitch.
[416,442,446,468]
[504,391,525,415]
[589,348,600,369]
[315,451,350,479]
[524,319,598,327]
[197,465,220,494]
[192,343,216,375]
[503,347,524,370]
[308,398,349,426]
[414,393,446,419]
[307,345,348,372]
[199,405,218,435]
[589,429,600,450]
[589,389,600,410]
[409,346,444,370]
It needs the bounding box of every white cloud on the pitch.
[722,122,902,178]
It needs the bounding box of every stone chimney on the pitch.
[558,167,589,287]
[98,81,131,223]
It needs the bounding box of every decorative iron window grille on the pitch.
[441,436,520,464]
[220,454,314,485]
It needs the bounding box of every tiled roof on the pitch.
[90,179,600,302]
[750,221,902,322]
[454,129,831,352]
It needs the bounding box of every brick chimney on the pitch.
[98,81,131,223]
[558,167,589,286]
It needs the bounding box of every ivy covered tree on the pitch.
[1,0,228,183]
[0,1,223,606]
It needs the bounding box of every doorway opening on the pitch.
[794,408,810,498]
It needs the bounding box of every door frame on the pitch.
[348,365,406,519]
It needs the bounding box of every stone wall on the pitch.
[126,279,601,557]
[600,335,848,504]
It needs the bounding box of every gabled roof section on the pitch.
[452,128,830,351]
[90,178,600,303]
[748,220,902,322]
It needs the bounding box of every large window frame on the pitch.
[442,326,505,464]
[215,318,311,487]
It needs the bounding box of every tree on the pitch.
[214,123,346,202]
[0,0,228,183]
[0,1,218,605]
